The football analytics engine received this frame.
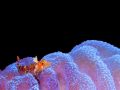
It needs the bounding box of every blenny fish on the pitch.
[16,56,51,76]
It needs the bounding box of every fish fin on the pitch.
[33,56,38,63]
[17,56,20,61]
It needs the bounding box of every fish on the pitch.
[16,56,51,75]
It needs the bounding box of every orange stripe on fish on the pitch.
[33,57,51,74]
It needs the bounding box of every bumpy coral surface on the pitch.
[0,40,120,90]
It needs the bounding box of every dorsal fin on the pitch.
[33,56,38,63]
[17,56,20,61]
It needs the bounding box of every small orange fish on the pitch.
[16,56,51,75]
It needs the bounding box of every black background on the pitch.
[0,6,120,70]
[0,29,120,70]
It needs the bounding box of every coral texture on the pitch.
[0,40,120,90]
